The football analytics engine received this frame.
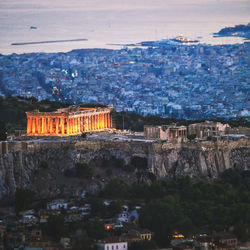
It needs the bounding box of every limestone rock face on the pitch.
[0,139,249,200]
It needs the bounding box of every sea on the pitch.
[0,0,249,55]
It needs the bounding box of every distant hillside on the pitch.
[214,23,250,39]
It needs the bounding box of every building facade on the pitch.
[26,106,113,136]
[188,121,229,138]
[144,124,187,141]
[96,237,128,250]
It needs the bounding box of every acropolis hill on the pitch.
[0,133,249,199]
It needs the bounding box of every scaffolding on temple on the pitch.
[26,106,113,136]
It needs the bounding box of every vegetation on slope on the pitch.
[15,169,250,247]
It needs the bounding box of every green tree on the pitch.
[102,178,129,198]
[45,215,67,241]
[221,168,242,187]
[15,188,35,214]
[0,120,7,141]
[86,220,107,239]
[108,201,123,217]
[129,240,158,250]
[72,236,97,250]
[187,134,196,140]
[88,197,106,217]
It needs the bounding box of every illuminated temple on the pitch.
[26,106,113,136]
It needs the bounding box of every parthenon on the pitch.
[26,106,113,136]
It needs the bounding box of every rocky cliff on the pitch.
[0,138,249,200]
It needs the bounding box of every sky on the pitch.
[0,0,249,54]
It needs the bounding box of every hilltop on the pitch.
[0,96,249,134]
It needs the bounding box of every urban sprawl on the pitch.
[0,42,249,119]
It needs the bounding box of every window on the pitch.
[116,245,118,249]
[124,244,126,248]
[112,246,114,250]
[107,246,109,250]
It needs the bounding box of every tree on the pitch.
[88,197,106,217]
[15,188,35,214]
[102,178,128,198]
[86,220,107,239]
[187,134,196,140]
[129,240,158,250]
[221,168,242,187]
[45,215,67,241]
[0,120,7,141]
[108,201,123,217]
[72,236,97,250]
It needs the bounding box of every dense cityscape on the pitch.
[0,0,250,248]
[0,41,249,120]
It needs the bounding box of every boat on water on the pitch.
[30,26,37,29]
[171,36,199,43]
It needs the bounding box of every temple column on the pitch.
[45,117,48,134]
[110,113,112,128]
[94,115,96,130]
[90,115,93,131]
[69,119,72,134]
[66,118,69,135]
[37,117,41,134]
[72,118,74,134]
[107,113,110,128]
[32,117,36,134]
[81,117,84,132]
[77,117,80,133]
[92,115,94,131]
[78,117,81,133]
[61,118,65,136]
[47,118,50,134]
[74,118,77,134]
[29,117,32,134]
[86,116,89,131]
[55,118,59,135]
[77,117,79,133]
[41,117,44,134]
[50,118,53,134]
[100,114,102,129]
[35,118,38,134]
[93,115,95,130]
[95,114,98,130]
[103,113,105,129]
[102,114,105,129]
[27,117,31,134]
[88,116,91,131]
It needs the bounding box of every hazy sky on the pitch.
[0,0,249,54]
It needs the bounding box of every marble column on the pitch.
[56,118,59,134]
[61,117,65,135]
[66,118,69,135]
[32,117,36,134]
